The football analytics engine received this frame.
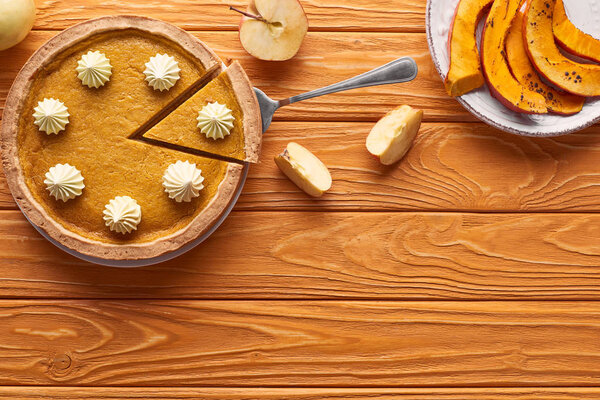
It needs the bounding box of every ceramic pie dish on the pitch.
[1,16,262,262]
[426,0,600,136]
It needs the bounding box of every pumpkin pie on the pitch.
[141,62,262,163]
[1,16,262,260]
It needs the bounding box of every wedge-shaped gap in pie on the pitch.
[141,62,263,164]
[130,63,222,140]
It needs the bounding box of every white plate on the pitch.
[426,0,600,136]
[24,163,249,268]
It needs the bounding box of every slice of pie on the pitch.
[141,62,262,163]
[1,16,260,260]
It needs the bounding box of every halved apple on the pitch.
[366,105,423,166]
[444,0,493,97]
[505,7,584,115]
[234,0,308,61]
[553,0,600,64]
[524,0,600,97]
[481,0,546,114]
[274,142,332,197]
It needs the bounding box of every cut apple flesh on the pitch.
[274,142,332,197]
[239,0,308,61]
[366,105,423,166]
[553,0,600,64]
[481,0,546,114]
[505,8,584,115]
[524,0,600,97]
[444,0,493,97]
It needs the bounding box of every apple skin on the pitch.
[238,0,308,61]
[0,0,36,51]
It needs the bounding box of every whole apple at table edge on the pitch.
[0,0,36,51]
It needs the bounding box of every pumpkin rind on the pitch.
[553,0,600,64]
[524,0,600,97]
[444,0,493,97]
[506,8,584,115]
[482,0,546,114]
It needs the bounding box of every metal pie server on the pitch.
[253,56,418,133]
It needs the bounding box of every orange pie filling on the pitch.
[17,29,240,244]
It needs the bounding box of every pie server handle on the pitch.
[254,56,418,133]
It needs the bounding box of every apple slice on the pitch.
[366,105,423,166]
[275,142,332,197]
[232,0,308,61]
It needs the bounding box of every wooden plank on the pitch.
[0,173,11,209]
[241,121,600,212]
[2,387,600,399]
[2,300,600,386]
[0,31,468,123]
[4,121,600,212]
[32,0,426,33]
[2,210,600,299]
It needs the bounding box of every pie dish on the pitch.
[1,16,262,260]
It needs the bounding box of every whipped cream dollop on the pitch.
[163,160,205,202]
[196,101,235,140]
[103,196,142,234]
[76,51,112,88]
[33,98,70,134]
[143,53,181,91]
[44,163,85,202]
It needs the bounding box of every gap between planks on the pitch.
[4,386,600,391]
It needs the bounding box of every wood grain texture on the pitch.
[1,1,598,392]
[0,31,468,122]
[2,210,600,300]
[3,121,600,212]
[32,0,426,32]
[2,300,600,386]
[3,387,600,399]
[242,121,600,211]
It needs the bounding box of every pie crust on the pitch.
[228,61,263,163]
[1,16,257,260]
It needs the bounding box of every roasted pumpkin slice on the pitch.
[444,0,493,97]
[553,0,600,63]
[506,8,584,115]
[482,0,546,114]
[524,0,600,97]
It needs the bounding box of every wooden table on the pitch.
[2,0,600,398]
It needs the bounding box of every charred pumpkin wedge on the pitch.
[482,0,546,114]
[524,0,600,97]
[444,0,493,97]
[553,0,600,64]
[506,7,584,115]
